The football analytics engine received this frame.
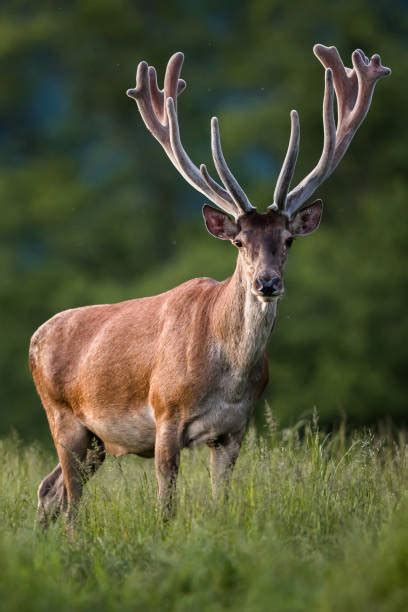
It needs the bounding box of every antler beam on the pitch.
[128,47,390,221]
[269,45,391,217]
[127,52,254,219]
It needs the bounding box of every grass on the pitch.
[0,417,407,612]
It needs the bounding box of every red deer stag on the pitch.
[30,45,390,524]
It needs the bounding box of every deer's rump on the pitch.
[29,298,162,455]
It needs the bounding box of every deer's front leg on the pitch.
[154,420,180,520]
[208,429,245,500]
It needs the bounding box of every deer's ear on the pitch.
[289,199,323,236]
[202,204,239,240]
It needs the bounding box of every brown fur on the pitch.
[31,206,321,523]
[31,41,390,524]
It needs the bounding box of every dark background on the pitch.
[1,0,406,442]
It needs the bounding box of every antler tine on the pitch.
[270,110,300,212]
[200,163,238,206]
[313,45,353,124]
[147,66,164,121]
[128,53,253,219]
[342,49,391,154]
[284,68,336,216]
[211,117,255,214]
[163,52,184,112]
[166,97,238,217]
[148,65,187,122]
[280,44,390,217]
[127,61,168,143]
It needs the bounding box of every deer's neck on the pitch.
[212,256,278,372]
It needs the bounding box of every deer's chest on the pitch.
[182,363,266,447]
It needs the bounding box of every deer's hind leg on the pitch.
[37,399,105,527]
[37,463,66,527]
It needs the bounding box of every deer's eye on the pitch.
[233,239,243,248]
[285,237,293,248]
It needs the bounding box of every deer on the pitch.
[30,44,390,525]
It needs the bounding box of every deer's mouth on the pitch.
[252,290,285,303]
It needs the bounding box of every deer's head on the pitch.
[202,202,322,300]
[127,46,390,302]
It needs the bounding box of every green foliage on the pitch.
[0,1,407,439]
[0,424,407,611]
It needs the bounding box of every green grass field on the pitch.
[0,418,407,612]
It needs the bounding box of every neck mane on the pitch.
[212,256,278,373]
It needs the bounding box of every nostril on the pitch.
[255,277,266,292]
[270,276,282,292]
[256,276,282,296]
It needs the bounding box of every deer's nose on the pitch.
[256,276,283,296]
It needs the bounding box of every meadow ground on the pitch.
[0,417,407,612]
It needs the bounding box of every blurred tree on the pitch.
[0,0,406,440]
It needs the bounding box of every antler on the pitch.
[269,45,391,217]
[127,52,254,219]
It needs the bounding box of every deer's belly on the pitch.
[79,404,156,457]
[78,385,254,454]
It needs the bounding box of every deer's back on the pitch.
[29,277,221,412]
